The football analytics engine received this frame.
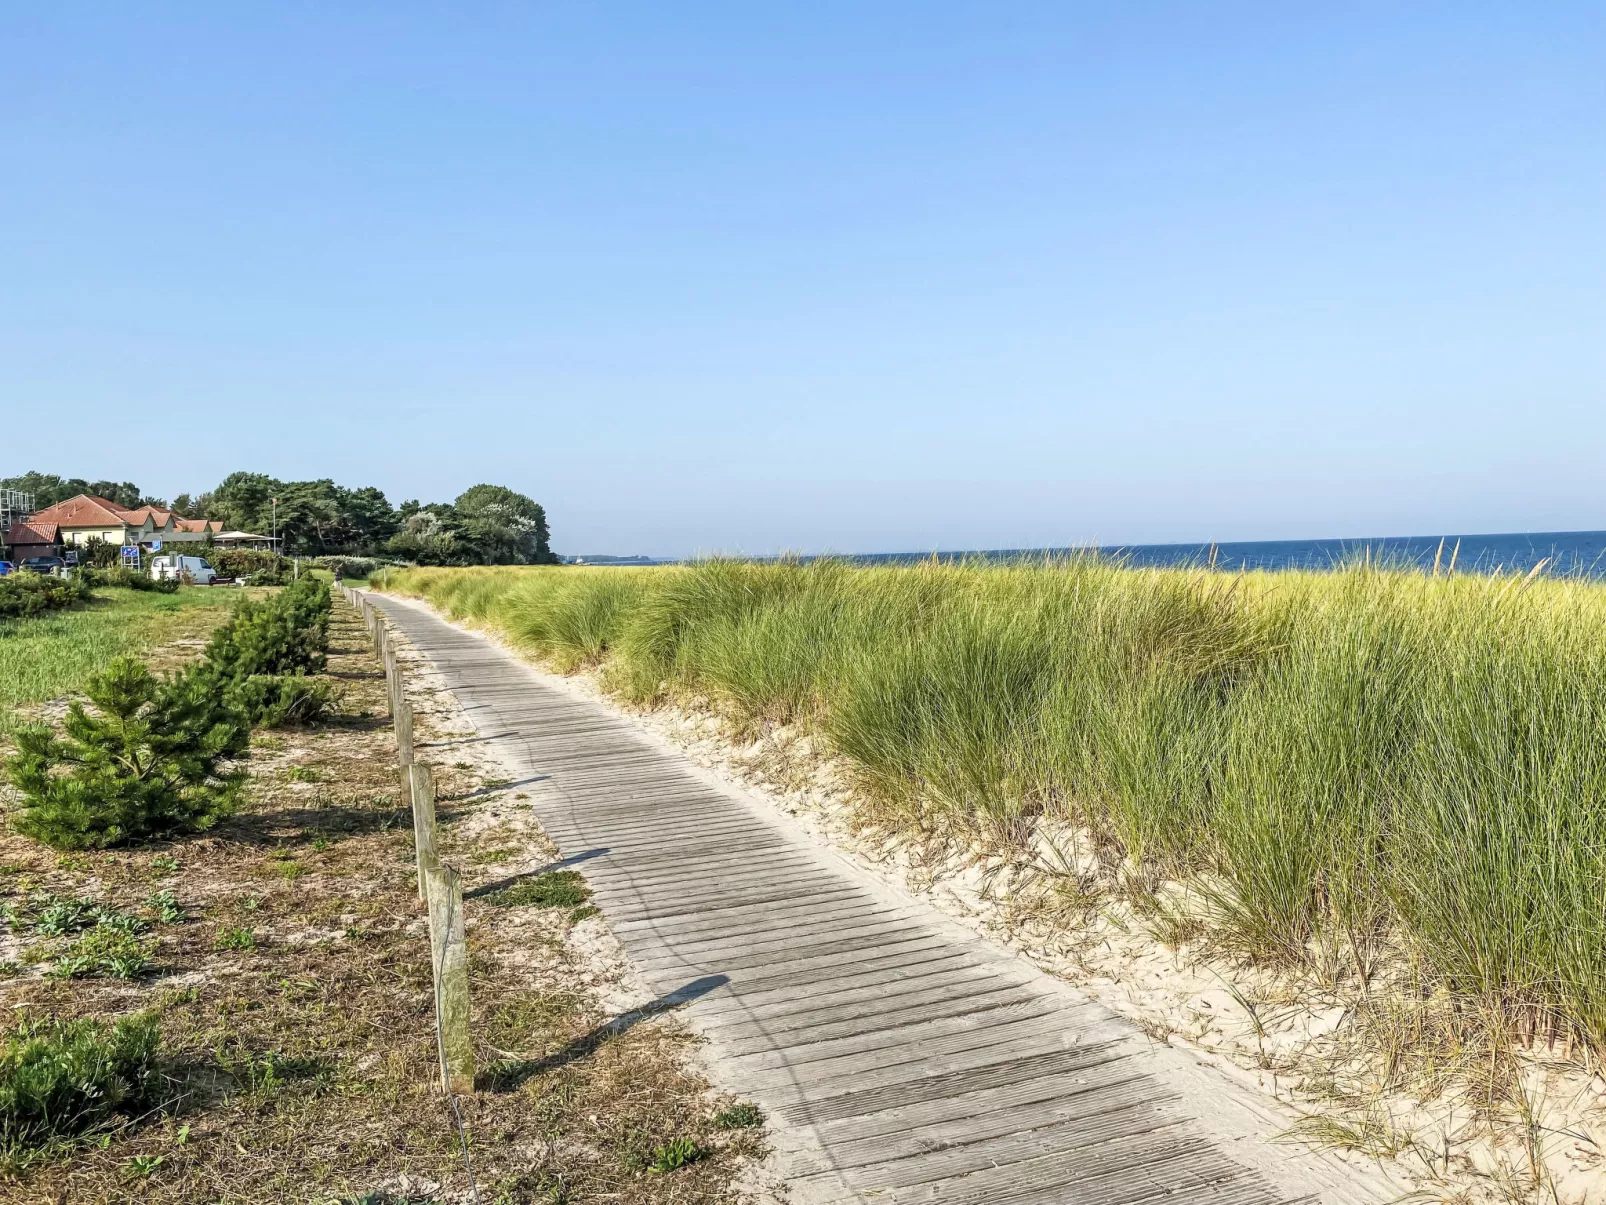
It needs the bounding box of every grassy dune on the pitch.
[378,558,1606,1046]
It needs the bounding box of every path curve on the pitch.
[369,593,1396,1205]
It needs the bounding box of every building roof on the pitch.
[28,495,136,528]
[26,495,220,535]
[5,520,59,546]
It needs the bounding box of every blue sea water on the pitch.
[847,531,1606,577]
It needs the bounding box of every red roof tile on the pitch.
[5,520,59,546]
[28,495,138,528]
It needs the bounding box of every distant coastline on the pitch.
[565,528,1606,577]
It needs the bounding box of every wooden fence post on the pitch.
[408,762,439,901]
[384,646,400,718]
[394,699,414,768]
[424,863,474,1094]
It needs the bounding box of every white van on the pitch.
[149,554,219,585]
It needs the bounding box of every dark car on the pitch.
[0,561,12,576]
[20,556,66,574]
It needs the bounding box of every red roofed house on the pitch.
[3,520,60,561]
[21,495,223,552]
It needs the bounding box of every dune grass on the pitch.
[0,588,241,732]
[379,557,1606,1048]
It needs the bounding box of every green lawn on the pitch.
[0,587,242,731]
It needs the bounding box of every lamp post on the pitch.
[271,497,278,558]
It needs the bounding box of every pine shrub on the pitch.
[198,577,331,685]
[0,1012,161,1155]
[229,674,335,728]
[182,578,334,725]
[0,573,88,620]
[5,658,248,850]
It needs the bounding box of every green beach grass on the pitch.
[377,557,1606,1049]
[0,587,241,732]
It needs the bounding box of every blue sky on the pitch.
[4,4,1603,556]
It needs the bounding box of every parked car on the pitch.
[149,553,218,586]
[20,556,66,575]
[0,561,11,576]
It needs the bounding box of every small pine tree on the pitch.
[6,658,248,850]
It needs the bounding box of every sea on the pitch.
[571,531,1606,577]
[850,531,1606,577]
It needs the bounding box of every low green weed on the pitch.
[50,927,155,979]
[215,926,257,951]
[213,1041,331,1096]
[482,871,591,910]
[647,1137,703,1173]
[144,890,184,923]
[124,1152,164,1177]
[713,1102,764,1129]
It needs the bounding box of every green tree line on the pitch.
[2,471,558,565]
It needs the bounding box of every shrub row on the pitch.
[191,548,389,581]
[5,578,335,850]
[76,566,180,594]
[0,573,89,620]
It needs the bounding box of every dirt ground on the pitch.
[0,597,769,1204]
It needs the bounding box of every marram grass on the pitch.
[379,557,1606,1044]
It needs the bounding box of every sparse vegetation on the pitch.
[712,1102,763,1130]
[482,870,591,910]
[214,926,256,951]
[0,599,754,1201]
[647,1136,703,1173]
[48,926,155,979]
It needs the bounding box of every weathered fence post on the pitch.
[376,628,394,718]
[408,762,439,901]
[394,699,414,768]
[424,863,474,1094]
[384,646,400,718]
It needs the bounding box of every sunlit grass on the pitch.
[0,588,240,730]
[381,557,1606,1046]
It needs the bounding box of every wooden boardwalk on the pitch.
[372,595,1388,1205]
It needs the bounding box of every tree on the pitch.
[203,473,398,555]
[6,659,248,849]
[453,484,556,564]
[386,506,461,565]
[0,472,160,510]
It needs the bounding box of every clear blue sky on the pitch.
[4,4,1603,556]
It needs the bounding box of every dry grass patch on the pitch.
[0,600,765,1204]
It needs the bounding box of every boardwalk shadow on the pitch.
[419,730,517,749]
[443,775,547,803]
[465,849,609,900]
[482,975,729,1093]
